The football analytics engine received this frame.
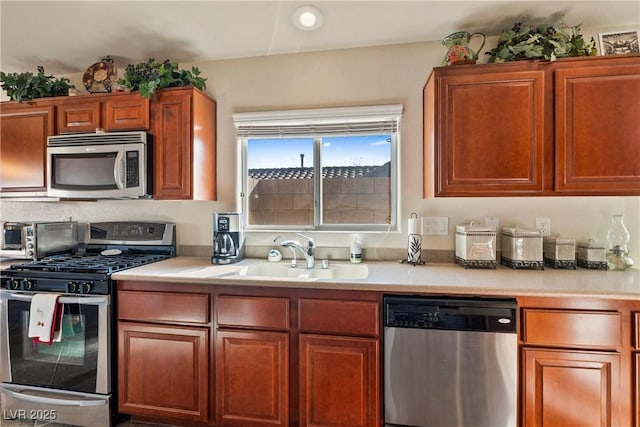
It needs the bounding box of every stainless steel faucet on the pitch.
[279,233,315,268]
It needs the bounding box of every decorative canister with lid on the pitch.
[576,240,608,270]
[455,221,497,268]
[501,226,544,269]
[543,236,577,269]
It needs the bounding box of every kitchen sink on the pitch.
[239,261,369,280]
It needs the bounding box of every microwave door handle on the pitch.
[113,151,126,190]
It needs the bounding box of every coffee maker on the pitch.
[212,212,244,264]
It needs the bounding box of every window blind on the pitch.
[234,104,402,138]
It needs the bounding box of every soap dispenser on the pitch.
[350,234,362,264]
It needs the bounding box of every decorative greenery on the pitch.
[116,58,207,98]
[486,17,597,63]
[0,66,75,102]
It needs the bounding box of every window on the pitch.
[235,105,402,231]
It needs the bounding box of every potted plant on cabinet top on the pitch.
[0,66,75,102]
[116,58,207,98]
[486,17,598,62]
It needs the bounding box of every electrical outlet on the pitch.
[422,216,449,235]
[485,217,499,227]
[536,217,551,236]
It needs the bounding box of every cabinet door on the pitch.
[299,334,380,427]
[522,348,621,427]
[151,89,193,199]
[555,60,640,194]
[118,322,209,423]
[103,94,149,131]
[430,68,546,196]
[635,353,640,427]
[56,100,101,133]
[216,330,289,427]
[0,104,53,194]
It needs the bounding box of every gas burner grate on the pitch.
[13,254,172,274]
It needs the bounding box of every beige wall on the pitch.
[2,33,639,262]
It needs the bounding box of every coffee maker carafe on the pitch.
[212,212,244,264]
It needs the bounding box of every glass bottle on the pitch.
[606,214,634,270]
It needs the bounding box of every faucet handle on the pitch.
[297,233,314,247]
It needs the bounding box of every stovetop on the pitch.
[0,221,176,295]
[15,253,172,275]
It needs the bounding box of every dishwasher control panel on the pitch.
[384,295,517,333]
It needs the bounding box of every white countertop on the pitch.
[112,257,640,300]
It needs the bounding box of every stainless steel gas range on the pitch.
[0,221,175,426]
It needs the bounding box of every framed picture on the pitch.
[598,30,640,55]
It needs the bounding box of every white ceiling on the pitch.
[1,1,639,74]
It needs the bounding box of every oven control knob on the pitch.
[82,281,94,294]
[9,278,21,290]
[68,281,79,293]
[21,279,35,291]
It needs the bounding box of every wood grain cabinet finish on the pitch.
[150,87,217,200]
[214,290,382,427]
[424,65,546,197]
[56,93,149,133]
[424,54,640,197]
[299,334,379,427]
[522,348,621,427]
[298,298,379,337]
[0,103,54,194]
[522,309,622,350]
[217,295,290,330]
[117,286,212,424]
[518,297,636,427]
[118,290,210,324]
[118,322,209,423]
[216,330,289,426]
[554,59,640,194]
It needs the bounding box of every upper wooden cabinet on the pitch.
[424,54,640,197]
[0,102,54,196]
[56,93,149,134]
[554,59,640,194]
[0,87,216,200]
[150,87,217,200]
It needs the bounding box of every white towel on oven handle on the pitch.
[28,293,63,344]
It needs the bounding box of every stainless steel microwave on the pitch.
[47,131,151,199]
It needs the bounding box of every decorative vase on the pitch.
[441,31,486,66]
[606,214,634,270]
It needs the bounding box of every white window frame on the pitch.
[234,104,402,232]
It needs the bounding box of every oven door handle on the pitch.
[7,292,108,305]
[2,387,107,407]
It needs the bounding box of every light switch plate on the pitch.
[422,216,449,235]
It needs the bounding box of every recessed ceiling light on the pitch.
[292,5,324,31]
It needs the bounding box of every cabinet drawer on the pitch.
[56,101,101,133]
[298,299,379,337]
[118,290,209,324]
[103,95,149,130]
[522,309,622,349]
[217,295,290,330]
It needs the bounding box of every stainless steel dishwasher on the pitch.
[384,295,517,427]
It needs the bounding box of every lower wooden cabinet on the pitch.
[118,322,209,422]
[522,348,621,427]
[216,330,289,426]
[518,297,639,427]
[299,334,379,427]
